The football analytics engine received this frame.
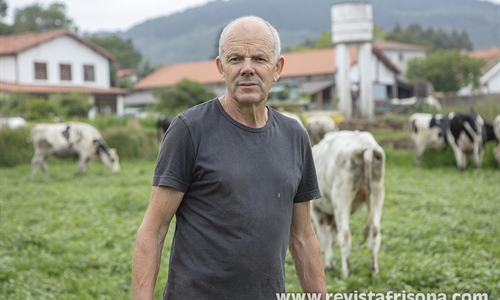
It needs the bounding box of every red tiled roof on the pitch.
[134,44,399,90]
[0,29,115,60]
[133,60,221,90]
[468,48,500,61]
[0,81,128,95]
[116,69,138,78]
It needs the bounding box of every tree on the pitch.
[88,35,143,86]
[154,79,216,115]
[386,23,472,51]
[0,0,13,34]
[406,50,484,93]
[11,2,76,33]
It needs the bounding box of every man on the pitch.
[132,15,327,299]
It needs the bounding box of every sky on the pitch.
[5,0,499,33]
[5,0,216,32]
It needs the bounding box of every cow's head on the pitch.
[94,139,121,173]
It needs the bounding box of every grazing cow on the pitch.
[493,115,500,167]
[31,122,120,176]
[408,113,450,165]
[157,116,174,141]
[311,131,385,278]
[446,113,497,170]
[305,114,339,145]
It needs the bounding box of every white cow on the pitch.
[311,131,385,278]
[31,122,120,176]
[408,113,449,165]
[491,115,500,167]
[305,114,339,146]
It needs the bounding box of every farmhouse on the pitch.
[458,47,500,95]
[0,29,128,117]
[131,41,413,109]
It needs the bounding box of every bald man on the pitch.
[132,16,327,300]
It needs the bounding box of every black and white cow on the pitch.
[31,122,120,176]
[493,115,500,167]
[311,131,385,278]
[446,113,497,170]
[305,114,339,146]
[157,116,174,141]
[408,113,450,165]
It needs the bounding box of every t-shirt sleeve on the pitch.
[293,130,322,203]
[152,115,194,192]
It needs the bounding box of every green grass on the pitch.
[1,154,499,299]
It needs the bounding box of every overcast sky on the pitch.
[5,0,499,33]
[5,0,216,32]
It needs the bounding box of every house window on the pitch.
[84,65,95,81]
[60,64,72,81]
[35,62,47,80]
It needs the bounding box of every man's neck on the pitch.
[219,95,268,128]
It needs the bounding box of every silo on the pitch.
[331,2,373,119]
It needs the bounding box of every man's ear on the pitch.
[216,56,225,79]
[273,56,285,82]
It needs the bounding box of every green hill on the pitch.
[120,0,498,64]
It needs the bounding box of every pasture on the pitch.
[0,149,499,299]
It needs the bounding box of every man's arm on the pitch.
[132,186,184,300]
[289,201,327,297]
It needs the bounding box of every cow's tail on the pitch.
[361,149,374,245]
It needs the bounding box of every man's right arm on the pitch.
[132,185,184,300]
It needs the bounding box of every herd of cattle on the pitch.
[22,110,499,279]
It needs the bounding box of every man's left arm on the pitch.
[289,201,327,297]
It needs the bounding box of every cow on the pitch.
[446,113,497,170]
[30,122,120,176]
[157,116,174,141]
[408,113,450,165]
[311,130,385,279]
[493,115,500,167]
[305,114,339,146]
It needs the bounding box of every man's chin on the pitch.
[233,95,266,105]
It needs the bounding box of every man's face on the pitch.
[217,20,283,106]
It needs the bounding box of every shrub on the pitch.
[50,93,92,119]
[24,97,62,121]
[101,121,159,161]
[0,126,33,167]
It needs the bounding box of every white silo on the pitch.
[332,2,373,120]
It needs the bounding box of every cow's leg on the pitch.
[31,153,46,177]
[310,204,336,269]
[473,140,484,168]
[448,138,466,170]
[77,156,90,175]
[413,144,425,165]
[333,195,352,279]
[367,185,384,275]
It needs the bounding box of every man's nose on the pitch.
[240,58,255,76]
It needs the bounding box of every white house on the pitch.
[458,48,500,95]
[372,40,428,82]
[0,29,128,116]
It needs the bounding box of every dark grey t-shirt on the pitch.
[153,98,321,300]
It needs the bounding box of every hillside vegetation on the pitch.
[120,0,498,64]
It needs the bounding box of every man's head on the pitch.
[216,16,284,106]
[218,16,281,63]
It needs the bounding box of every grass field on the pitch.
[1,149,499,299]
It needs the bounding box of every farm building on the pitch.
[0,29,128,117]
